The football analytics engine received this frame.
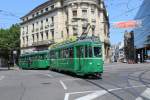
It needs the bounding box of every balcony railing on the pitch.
[45,25,49,29]
[32,40,54,46]
[50,23,54,27]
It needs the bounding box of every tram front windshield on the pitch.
[94,47,102,57]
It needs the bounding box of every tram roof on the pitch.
[20,50,49,57]
[49,37,102,51]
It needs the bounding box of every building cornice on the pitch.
[20,7,62,25]
[21,0,58,19]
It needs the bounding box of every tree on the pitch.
[0,24,20,60]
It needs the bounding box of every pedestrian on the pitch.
[7,60,10,70]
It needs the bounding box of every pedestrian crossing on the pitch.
[136,88,150,100]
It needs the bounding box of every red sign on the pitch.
[113,20,141,29]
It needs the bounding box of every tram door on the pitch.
[77,46,84,71]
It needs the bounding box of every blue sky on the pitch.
[0,0,144,44]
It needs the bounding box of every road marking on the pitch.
[135,88,150,100]
[44,74,53,78]
[0,76,5,81]
[135,97,143,100]
[63,78,82,81]
[75,90,107,100]
[64,93,70,100]
[60,80,67,90]
[64,84,147,100]
[141,88,150,99]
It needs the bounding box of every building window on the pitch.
[91,5,95,11]
[41,32,43,40]
[36,12,39,16]
[36,22,38,25]
[22,27,24,34]
[51,29,54,41]
[51,17,54,24]
[41,20,43,30]
[67,28,69,37]
[51,5,54,9]
[82,10,87,18]
[46,30,49,39]
[32,34,35,42]
[82,26,87,33]
[23,37,25,44]
[72,10,77,17]
[45,7,49,12]
[61,31,63,38]
[26,36,28,44]
[73,27,78,36]
[26,26,28,34]
[92,26,95,35]
[32,24,34,32]
[32,14,34,18]
[46,18,48,22]
[91,10,95,15]
[41,20,43,24]
[41,10,43,13]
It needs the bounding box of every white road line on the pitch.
[141,88,150,99]
[63,78,82,82]
[135,88,150,100]
[64,84,147,100]
[135,97,143,100]
[0,76,5,81]
[60,80,67,90]
[75,90,107,100]
[44,74,53,78]
[64,93,70,100]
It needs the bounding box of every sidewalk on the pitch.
[0,67,20,71]
[104,62,150,68]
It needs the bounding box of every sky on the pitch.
[0,0,144,45]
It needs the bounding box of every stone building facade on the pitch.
[20,0,110,62]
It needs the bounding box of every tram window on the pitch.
[69,48,74,58]
[94,47,102,57]
[89,46,93,57]
[85,46,88,57]
[40,55,43,60]
[45,54,48,59]
[77,47,84,58]
[60,50,63,58]
[64,49,69,58]
[50,51,55,59]
[58,51,60,58]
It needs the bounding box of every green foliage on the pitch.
[0,24,20,58]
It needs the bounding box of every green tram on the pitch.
[19,37,104,77]
[19,50,49,69]
[49,37,103,77]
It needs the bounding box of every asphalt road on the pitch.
[0,63,150,100]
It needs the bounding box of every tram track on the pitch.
[82,70,150,100]
[84,79,124,100]
[126,70,150,100]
